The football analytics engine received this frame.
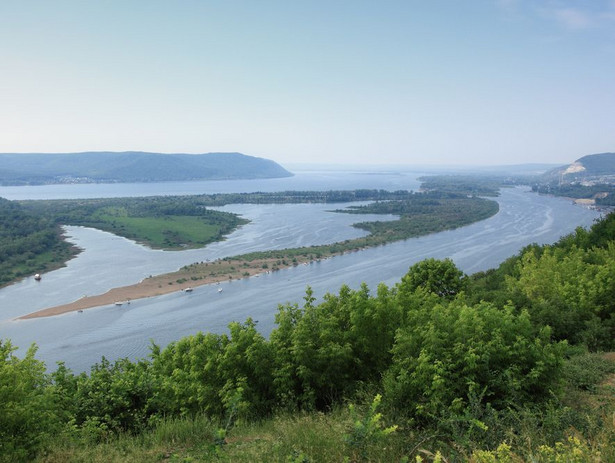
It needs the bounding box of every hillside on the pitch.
[0,151,293,185]
[541,152,615,184]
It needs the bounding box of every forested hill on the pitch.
[0,152,293,185]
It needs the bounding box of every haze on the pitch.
[1,1,613,166]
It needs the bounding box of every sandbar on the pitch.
[19,255,322,319]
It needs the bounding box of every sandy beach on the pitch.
[19,254,321,319]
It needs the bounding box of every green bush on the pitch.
[0,341,62,461]
[383,301,566,424]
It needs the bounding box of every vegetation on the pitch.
[19,197,249,250]
[2,211,615,461]
[5,190,497,289]
[417,175,525,196]
[532,182,615,206]
[230,193,498,265]
[0,198,74,286]
[346,193,499,241]
[16,189,466,251]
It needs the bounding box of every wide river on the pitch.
[0,170,602,372]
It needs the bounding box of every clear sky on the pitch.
[1,1,613,166]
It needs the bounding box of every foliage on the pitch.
[418,174,527,196]
[20,198,248,250]
[399,258,466,299]
[506,243,615,350]
[344,394,398,461]
[0,197,73,286]
[562,351,615,392]
[471,436,603,462]
[68,357,159,437]
[383,300,566,424]
[0,341,62,462]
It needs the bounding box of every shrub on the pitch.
[383,301,566,424]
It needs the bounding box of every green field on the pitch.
[95,214,231,249]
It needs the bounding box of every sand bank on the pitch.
[19,255,320,319]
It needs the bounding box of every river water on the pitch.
[0,171,602,372]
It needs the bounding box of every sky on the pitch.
[0,1,613,167]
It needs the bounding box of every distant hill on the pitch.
[541,152,615,184]
[0,151,293,185]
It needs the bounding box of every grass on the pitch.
[97,215,223,249]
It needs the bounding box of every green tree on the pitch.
[383,301,566,424]
[0,341,61,461]
[399,258,466,299]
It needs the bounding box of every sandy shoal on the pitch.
[19,255,320,319]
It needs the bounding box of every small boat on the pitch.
[115,301,123,306]
[34,274,41,281]
[218,288,223,293]
[184,287,193,292]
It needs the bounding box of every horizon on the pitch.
[1,1,613,166]
[0,149,567,171]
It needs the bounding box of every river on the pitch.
[0,172,602,372]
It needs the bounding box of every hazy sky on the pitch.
[1,1,613,166]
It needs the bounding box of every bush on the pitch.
[0,341,62,461]
[383,301,566,424]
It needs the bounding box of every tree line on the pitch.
[0,198,72,286]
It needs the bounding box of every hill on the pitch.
[0,151,293,185]
[541,152,615,184]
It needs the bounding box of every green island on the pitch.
[2,211,615,462]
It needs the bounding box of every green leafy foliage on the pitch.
[344,394,398,461]
[0,341,62,462]
[0,198,73,286]
[383,301,565,424]
[399,257,466,299]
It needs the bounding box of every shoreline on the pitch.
[18,254,325,320]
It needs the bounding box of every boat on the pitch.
[184,287,193,292]
[218,288,223,293]
[34,274,41,281]
[115,301,123,306]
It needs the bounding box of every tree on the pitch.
[398,258,466,299]
[383,301,565,424]
[0,341,62,461]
